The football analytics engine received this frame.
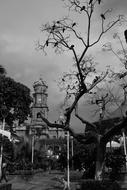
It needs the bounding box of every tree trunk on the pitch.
[95,137,106,180]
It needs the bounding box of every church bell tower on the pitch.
[31,78,48,130]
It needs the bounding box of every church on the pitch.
[15,77,66,157]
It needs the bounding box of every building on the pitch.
[31,78,49,139]
[31,77,65,139]
[15,77,66,156]
[16,77,65,138]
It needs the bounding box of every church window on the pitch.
[37,112,41,118]
[37,94,42,103]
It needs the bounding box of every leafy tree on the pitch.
[58,149,67,171]
[73,142,96,171]
[0,75,32,128]
[0,65,6,76]
[0,69,32,172]
[37,0,125,180]
[105,148,125,181]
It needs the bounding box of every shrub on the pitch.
[80,180,120,190]
[20,170,33,181]
[105,148,126,181]
[64,171,83,182]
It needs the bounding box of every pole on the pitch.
[31,135,34,164]
[67,131,70,190]
[0,118,5,178]
[122,130,127,169]
[71,136,74,170]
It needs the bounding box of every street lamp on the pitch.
[0,102,8,178]
[31,134,35,165]
[59,114,70,190]
[31,128,36,165]
[96,97,104,120]
[122,129,127,170]
[67,130,70,189]
[70,136,74,170]
[64,130,70,190]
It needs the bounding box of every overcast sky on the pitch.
[0,0,127,132]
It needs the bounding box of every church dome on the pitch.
[33,77,47,88]
[33,77,48,93]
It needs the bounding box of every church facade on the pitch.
[31,77,65,139]
[15,78,66,156]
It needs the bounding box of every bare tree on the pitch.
[37,0,125,180]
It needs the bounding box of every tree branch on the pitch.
[102,117,127,143]
[75,110,97,133]
[65,70,107,115]
[88,70,108,91]
[66,88,86,115]
[90,16,121,47]
[38,110,97,145]
[87,3,93,46]
[39,111,64,129]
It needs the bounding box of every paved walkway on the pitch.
[8,172,127,190]
[6,171,65,190]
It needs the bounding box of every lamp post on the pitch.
[31,128,36,165]
[59,113,70,190]
[31,135,34,164]
[0,102,8,178]
[67,130,70,190]
[70,136,74,170]
[64,130,70,190]
[122,129,127,170]
[96,97,104,120]
[95,94,108,132]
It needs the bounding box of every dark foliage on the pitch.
[105,148,126,181]
[124,30,127,43]
[0,75,32,127]
[0,65,6,75]
[57,150,67,171]
[80,180,120,190]
[72,141,96,178]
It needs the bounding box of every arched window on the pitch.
[37,112,41,118]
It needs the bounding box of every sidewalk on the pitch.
[8,171,64,190]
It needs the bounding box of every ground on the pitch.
[1,170,126,190]
[5,171,76,190]
[8,171,63,190]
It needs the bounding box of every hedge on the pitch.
[80,179,120,190]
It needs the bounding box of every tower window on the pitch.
[37,94,42,103]
[37,112,41,118]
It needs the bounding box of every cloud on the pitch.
[13,73,22,79]
[0,31,71,109]
[0,33,35,56]
[0,0,126,132]
[103,0,127,11]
